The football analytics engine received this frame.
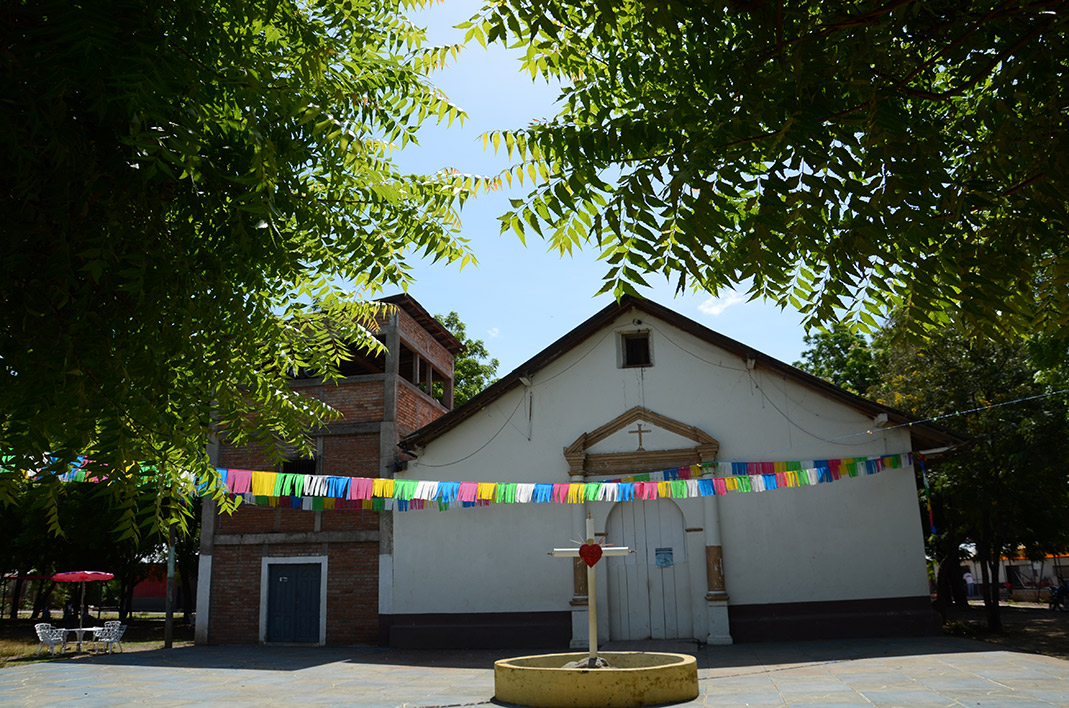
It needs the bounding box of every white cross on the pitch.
[548,514,632,662]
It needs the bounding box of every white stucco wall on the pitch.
[391,309,930,617]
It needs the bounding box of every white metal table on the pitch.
[62,626,103,652]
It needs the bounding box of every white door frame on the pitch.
[259,555,328,645]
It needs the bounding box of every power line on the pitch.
[825,388,1069,443]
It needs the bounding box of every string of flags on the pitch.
[58,452,911,512]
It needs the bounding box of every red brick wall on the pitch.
[208,546,261,644]
[321,508,379,533]
[209,542,379,645]
[277,509,315,533]
[208,298,455,646]
[396,309,454,375]
[322,433,380,477]
[217,505,277,535]
[397,382,449,437]
[218,443,273,472]
[325,541,380,643]
[320,379,386,422]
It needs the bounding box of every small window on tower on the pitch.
[621,332,652,368]
[281,457,317,476]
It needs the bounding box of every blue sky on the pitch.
[391,0,811,376]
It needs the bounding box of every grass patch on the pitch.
[0,617,194,668]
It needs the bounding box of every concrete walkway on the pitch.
[2,637,1068,707]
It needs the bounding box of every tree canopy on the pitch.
[472,0,1069,339]
[874,326,1069,630]
[793,323,876,396]
[0,473,175,620]
[435,312,500,406]
[0,0,482,529]
[797,320,1069,630]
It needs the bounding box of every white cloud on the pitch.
[698,291,745,316]
[487,327,501,338]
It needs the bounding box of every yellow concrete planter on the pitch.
[494,651,699,708]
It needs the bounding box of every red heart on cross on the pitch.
[579,543,603,567]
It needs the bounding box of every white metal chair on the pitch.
[92,621,122,651]
[34,623,68,656]
[95,623,126,654]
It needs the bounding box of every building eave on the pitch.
[399,296,967,454]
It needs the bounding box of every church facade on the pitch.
[384,296,961,648]
[198,294,962,648]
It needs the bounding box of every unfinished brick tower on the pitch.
[196,295,462,645]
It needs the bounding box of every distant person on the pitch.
[41,607,52,621]
[964,570,975,598]
[63,603,75,623]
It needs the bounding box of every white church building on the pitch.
[380,296,963,648]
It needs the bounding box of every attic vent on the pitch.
[620,331,652,368]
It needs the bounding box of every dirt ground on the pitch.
[942,599,1069,661]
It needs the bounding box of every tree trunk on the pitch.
[984,556,1002,632]
[30,579,43,620]
[8,577,23,620]
[117,577,131,621]
[976,531,1002,633]
[934,563,951,616]
[178,562,195,624]
[31,580,56,619]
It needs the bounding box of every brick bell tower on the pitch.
[196,295,462,646]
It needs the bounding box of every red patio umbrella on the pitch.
[52,571,114,630]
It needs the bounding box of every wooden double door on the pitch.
[606,499,694,640]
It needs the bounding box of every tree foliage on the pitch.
[0,475,178,621]
[877,326,1069,630]
[470,0,1069,339]
[435,312,499,406]
[0,0,484,530]
[793,324,877,395]
[798,320,1069,630]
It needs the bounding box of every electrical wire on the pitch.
[823,388,1069,443]
[534,327,616,385]
[745,368,880,447]
[644,321,749,372]
[411,390,527,468]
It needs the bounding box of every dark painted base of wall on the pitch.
[380,598,938,649]
[381,612,571,649]
[729,596,942,643]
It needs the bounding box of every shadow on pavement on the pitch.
[76,635,993,673]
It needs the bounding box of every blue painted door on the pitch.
[267,563,321,643]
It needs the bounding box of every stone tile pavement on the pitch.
[2,636,1068,707]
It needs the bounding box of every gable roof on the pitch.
[399,295,966,453]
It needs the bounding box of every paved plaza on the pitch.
[2,636,1068,707]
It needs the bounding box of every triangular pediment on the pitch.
[563,407,719,478]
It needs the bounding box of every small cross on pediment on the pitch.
[628,423,652,451]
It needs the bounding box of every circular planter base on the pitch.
[494,651,699,708]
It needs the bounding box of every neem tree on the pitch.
[0,0,486,531]
[472,0,1068,338]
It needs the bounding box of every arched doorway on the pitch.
[606,499,693,640]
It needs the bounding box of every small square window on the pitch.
[621,332,652,368]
